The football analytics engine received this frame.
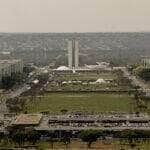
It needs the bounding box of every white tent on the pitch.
[96,78,107,84]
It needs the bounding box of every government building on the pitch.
[0,59,23,83]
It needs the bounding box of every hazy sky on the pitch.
[0,0,150,32]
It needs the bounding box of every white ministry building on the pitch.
[68,40,79,70]
[0,59,23,83]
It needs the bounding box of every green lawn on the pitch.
[25,93,135,114]
[49,82,131,91]
[55,72,118,81]
[48,70,132,92]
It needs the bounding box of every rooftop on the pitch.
[0,59,22,70]
[55,66,70,71]
[12,114,42,126]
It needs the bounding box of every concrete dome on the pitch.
[96,78,106,83]
[56,66,69,71]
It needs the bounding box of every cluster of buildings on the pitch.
[0,59,23,83]
[54,40,111,73]
[36,113,150,132]
[54,39,80,72]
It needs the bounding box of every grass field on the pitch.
[47,70,132,91]
[48,82,131,91]
[55,71,118,81]
[25,93,135,114]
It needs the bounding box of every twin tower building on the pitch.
[68,40,79,70]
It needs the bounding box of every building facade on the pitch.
[0,59,23,83]
[68,40,79,69]
[142,58,150,68]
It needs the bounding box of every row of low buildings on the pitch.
[0,59,23,83]
[53,62,111,74]
[1,113,150,138]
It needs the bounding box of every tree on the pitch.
[119,130,138,148]
[38,73,49,83]
[79,130,100,148]
[133,66,150,81]
[60,109,68,114]
[12,131,26,146]
[6,97,26,113]
[27,130,40,145]
[48,131,55,149]
[61,131,71,149]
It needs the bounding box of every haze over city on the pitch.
[0,0,150,32]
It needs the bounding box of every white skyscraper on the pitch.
[75,40,79,69]
[68,39,79,69]
[68,40,73,69]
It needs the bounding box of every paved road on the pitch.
[0,83,31,114]
[114,67,150,96]
[5,84,30,99]
[0,68,48,114]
